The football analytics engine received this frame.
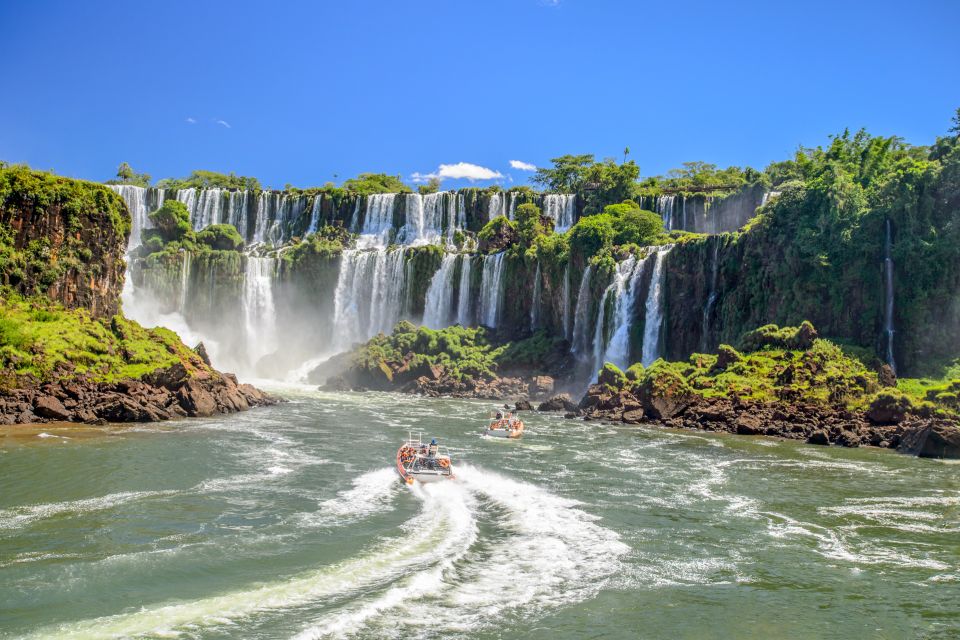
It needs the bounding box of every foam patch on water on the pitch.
[0,490,179,530]
[294,468,400,528]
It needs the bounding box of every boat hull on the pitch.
[484,429,522,439]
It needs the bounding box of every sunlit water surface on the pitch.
[1,387,957,639]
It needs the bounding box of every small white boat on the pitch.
[396,433,454,485]
[484,412,525,439]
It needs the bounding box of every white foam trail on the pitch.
[310,465,629,637]
[294,481,478,639]
[31,481,476,640]
[295,468,400,528]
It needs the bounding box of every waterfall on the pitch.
[478,252,507,328]
[108,185,164,252]
[332,248,407,349]
[242,256,278,369]
[507,192,518,220]
[530,262,542,330]
[562,263,572,340]
[641,246,671,366]
[543,194,576,232]
[445,192,458,244]
[456,193,467,230]
[701,239,720,351]
[681,197,687,231]
[401,193,445,246]
[456,254,473,326]
[306,195,323,235]
[358,194,397,249]
[349,197,362,232]
[884,219,896,373]
[422,253,458,328]
[488,193,504,221]
[571,265,594,358]
[657,195,676,231]
[178,251,192,315]
[595,256,648,374]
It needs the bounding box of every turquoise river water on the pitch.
[1,387,958,639]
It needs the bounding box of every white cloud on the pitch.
[215,119,231,129]
[185,117,197,124]
[411,162,504,183]
[509,159,537,171]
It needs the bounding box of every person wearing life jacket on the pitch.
[428,438,439,457]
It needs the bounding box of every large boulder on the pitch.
[176,378,218,417]
[33,395,71,421]
[897,423,960,459]
[866,390,911,425]
[538,393,578,412]
[635,364,694,420]
[597,363,627,390]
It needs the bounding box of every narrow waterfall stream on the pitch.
[641,246,671,366]
[423,253,458,328]
[531,262,542,330]
[456,254,473,326]
[242,256,278,369]
[478,252,507,328]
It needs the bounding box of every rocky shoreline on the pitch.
[0,363,278,426]
[573,383,960,459]
[324,369,960,459]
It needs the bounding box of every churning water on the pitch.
[1,390,958,639]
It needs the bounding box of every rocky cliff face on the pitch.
[0,167,129,317]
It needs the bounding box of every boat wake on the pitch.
[32,465,626,639]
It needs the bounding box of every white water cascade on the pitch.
[306,195,323,235]
[358,194,397,249]
[594,255,650,374]
[570,265,594,358]
[543,194,576,232]
[332,248,408,349]
[242,257,278,369]
[641,246,672,366]
[657,196,676,231]
[478,252,507,328]
[108,185,164,251]
[456,254,473,326]
[488,192,504,221]
[422,253,458,328]
[883,219,896,373]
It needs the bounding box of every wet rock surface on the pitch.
[577,387,959,459]
[1,367,278,426]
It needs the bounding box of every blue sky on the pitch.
[1,0,958,190]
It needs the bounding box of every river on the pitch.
[1,388,958,639]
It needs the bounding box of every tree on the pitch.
[568,214,616,259]
[532,154,595,192]
[514,203,552,247]
[418,177,442,195]
[623,146,631,163]
[108,162,151,187]
[341,173,411,195]
[147,201,192,242]
[117,162,134,182]
[196,224,244,251]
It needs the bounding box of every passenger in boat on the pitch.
[428,438,439,457]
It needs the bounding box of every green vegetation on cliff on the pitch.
[599,322,958,420]
[156,170,261,191]
[345,323,563,384]
[340,173,411,195]
[0,293,209,388]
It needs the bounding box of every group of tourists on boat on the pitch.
[396,407,526,484]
